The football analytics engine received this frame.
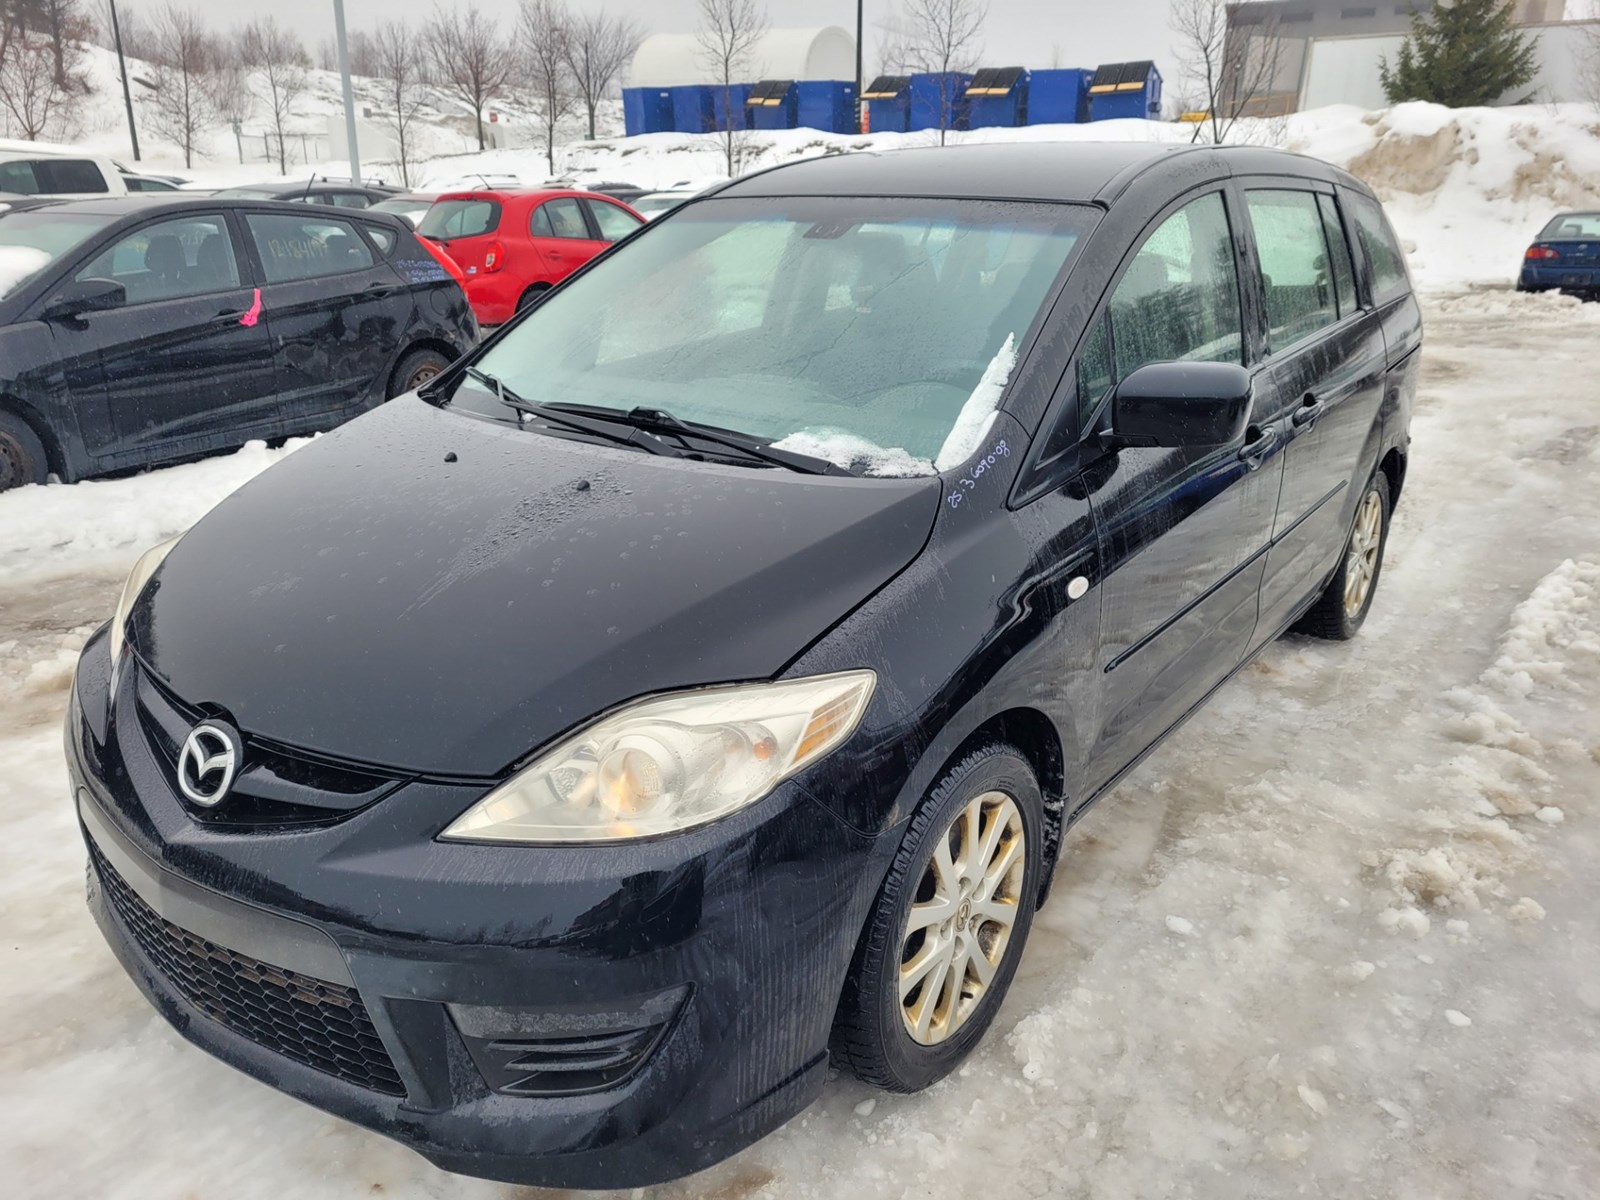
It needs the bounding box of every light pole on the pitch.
[333,0,361,184]
[107,0,140,161]
[855,0,865,133]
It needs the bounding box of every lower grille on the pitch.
[90,841,405,1096]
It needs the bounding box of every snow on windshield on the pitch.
[0,245,50,299]
[769,429,935,478]
[934,333,1016,471]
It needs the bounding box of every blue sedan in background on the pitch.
[1519,211,1600,298]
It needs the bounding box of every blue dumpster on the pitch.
[964,67,1028,129]
[796,80,857,133]
[1025,68,1093,126]
[710,82,752,131]
[909,72,972,133]
[622,87,674,136]
[747,79,798,130]
[668,85,715,133]
[1088,61,1163,121]
[863,74,912,132]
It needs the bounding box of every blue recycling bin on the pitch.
[909,72,972,133]
[622,87,674,136]
[710,82,752,131]
[796,81,857,133]
[864,74,912,132]
[668,85,715,134]
[748,80,798,130]
[1026,68,1093,126]
[1088,61,1163,121]
[964,68,1028,129]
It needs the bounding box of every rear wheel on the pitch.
[831,744,1043,1092]
[0,411,47,492]
[1294,471,1391,640]
[388,347,451,398]
[517,283,550,312]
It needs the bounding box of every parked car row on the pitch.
[0,195,475,490]
[65,142,1420,1189]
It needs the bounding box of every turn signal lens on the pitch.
[440,671,877,843]
[483,240,506,272]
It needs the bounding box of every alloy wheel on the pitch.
[898,791,1027,1046]
[1343,488,1384,618]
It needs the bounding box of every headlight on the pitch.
[441,670,877,843]
[108,537,180,664]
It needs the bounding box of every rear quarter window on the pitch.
[1347,192,1410,306]
[39,160,110,194]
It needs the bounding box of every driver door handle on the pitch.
[1238,424,1280,469]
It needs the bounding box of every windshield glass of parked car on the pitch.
[0,210,117,298]
[457,196,1095,470]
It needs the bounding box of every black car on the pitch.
[0,195,476,489]
[213,181,400,208]
[68,143,1418,1188]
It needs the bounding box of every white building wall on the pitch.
[630,26,856,88]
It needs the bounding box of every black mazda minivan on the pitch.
[67,143,1419,1188]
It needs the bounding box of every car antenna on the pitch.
[301,172,317,201]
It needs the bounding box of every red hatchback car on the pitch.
[416,189,645,325]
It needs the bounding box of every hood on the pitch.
[129,397,939,775]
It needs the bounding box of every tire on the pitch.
[831,743,1044,1092]
[0,410,47,492]
[516,284,550,312]
[1294,470,1391,640]
[388,347,451,398]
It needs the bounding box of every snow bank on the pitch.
[934,334,1016,471]
[769,429,934,478]
[0,438,308,580]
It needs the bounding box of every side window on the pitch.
[537,198,590,239]
[1347,192,1409,306]
[328,192,371,209]
[585,198,643,243]
[1109,191,1242,380]
[75,215,240,304]
[246,213,375,283]
[1244,189,1338,351]
[1075,315,1114,431]
[0,159,41,193]
[363,225,397,255]
[40,159,110,193]
[1317,193,1358,318]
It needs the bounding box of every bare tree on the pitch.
[696,0,766,176]
[369,21,425,187]
[239,17,308,174]
[427,3,513,151]
[518,0,575,175]
[143,3,221,168]
[208,45,253,163]
[564,7,639,140]
[901,0,986,146]
[347,28,378,78]
[0,32,66,138]
[1171,0,1286,145]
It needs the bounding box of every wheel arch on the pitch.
[0,392,69,480]
[1379,445,1407,508]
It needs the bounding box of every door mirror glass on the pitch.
[44,276,126,319]
[1110,361,1252,449]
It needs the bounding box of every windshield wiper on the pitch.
[463,369,679,457]
[543,404,855,477]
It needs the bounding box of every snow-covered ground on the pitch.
[2,284,1599,1197]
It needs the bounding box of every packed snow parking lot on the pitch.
[1,284,1597,1196]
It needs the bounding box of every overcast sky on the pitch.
[226,0,1181,90]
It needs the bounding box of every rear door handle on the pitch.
[1238,425,1281,468]
[1291,394,1326,427]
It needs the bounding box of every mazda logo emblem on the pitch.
[177,721,241,807]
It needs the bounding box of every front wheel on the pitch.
[831,743,1043,1092]
[0,411,47,492]
[1295,471,1391,640]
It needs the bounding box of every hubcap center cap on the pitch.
[955,899,971,927]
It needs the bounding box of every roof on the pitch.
[967,67,1027,97]
[630,26,854,88]
[863,74,911,99]
[714,142,1359,205]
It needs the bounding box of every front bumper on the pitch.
[67,632,883,1188]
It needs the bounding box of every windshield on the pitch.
[1539,212,1600,240]
[418,199,500,240]
[0,210,117,298]
[461,196,1094,474]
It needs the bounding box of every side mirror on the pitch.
[1109,361,1252,449]
[43,277,126,321]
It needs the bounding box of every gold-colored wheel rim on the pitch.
[898,791,1026,1046]
[1343,489,1384,618]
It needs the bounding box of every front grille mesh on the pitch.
[90,841,405,1096]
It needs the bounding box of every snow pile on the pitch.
[1481,558,1600,699]
[0,437,309,579]
[0,245,51,298]
[770,429,934,478]
[934,333,1015,471]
